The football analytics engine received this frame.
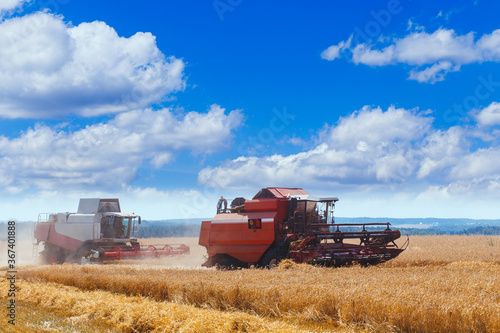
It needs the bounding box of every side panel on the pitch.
[35,222,84,251]
[34,222,51,242]
[275,198,289,228]
[245,199,278,212]
[54,223,94,243]
[206,244,271,263]
[199,220,211,247]
[207,212,276,263]
[93,223,101,240]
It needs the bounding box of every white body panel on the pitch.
[54,223,96,242]
[67,213,101,224]
[56,213,68,223]
[53,213,102,241]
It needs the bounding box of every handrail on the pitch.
[309,222,391,227]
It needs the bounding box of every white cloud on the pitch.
[408,61,460,83]
[0,0,28,17]
[199,104,500,206]
[326,105,432,147]
[472,101,500,126]
[0,105,243,191]
[0,187,219,221]
[416,126,467,179]
[323,27,500,83]
[449,148,500,182]
[351,44,395,66]
[199,106,432,189]
[391,29,478,65]
[113,104,242,153]
[476,29,500,61]
[320,38,351,61]
[0,12,185,118]
[320,44,342,61]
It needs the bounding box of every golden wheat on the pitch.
[10,235,500,332]
[1,279,353,333]
[381,235,500,267]
[18,263,499,332]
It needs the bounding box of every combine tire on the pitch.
[216,259,236,270]
[261,248,281,269]
[268,258,278,269]
[47,254,58,265]
[41,244,66,265]
[43,249,65,265]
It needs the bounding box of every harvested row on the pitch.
[0,279,350,333]
[19,261,500,333]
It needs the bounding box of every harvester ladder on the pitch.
[32,242,39,257]
[31,220,39,257]
[32,214,50,257]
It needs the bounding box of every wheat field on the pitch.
[1,235,499,332]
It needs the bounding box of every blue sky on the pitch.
[1,0,500,220]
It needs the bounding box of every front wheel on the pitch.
[268,258,278,269]
[261,248,283,269]
[42,246,65,265]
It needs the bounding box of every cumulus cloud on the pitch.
[416,126,468,179]
[449,148,500,181]
[0,0,28,17]
[472,101,500,126]
[199,106,433,189]
[0,105,242,192]
[0,186,218,220]
[199,103,500,199]
[320,38,351,61]
[408,61,460,83]
[0,12,185,118]
[323,27,500,83]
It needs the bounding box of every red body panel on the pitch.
[199,221,211,248]
[34,222,83,251]
[204,211,276,264]
[245,199,278,212]
[266,188,308,198]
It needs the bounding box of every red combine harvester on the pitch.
[199,187,408,268]
[33,198,189,264]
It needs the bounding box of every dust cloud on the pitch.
[0,240,41,268]
[0,220,206,268]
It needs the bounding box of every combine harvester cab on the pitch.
[33,198,189,264]
[199,187,408,268]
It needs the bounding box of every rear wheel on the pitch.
[42,244,66,264]
[47,254,58,265]
[43,250,64,265]
[216,259,236,270]
[268,258,278,269]
[261,248,283,269]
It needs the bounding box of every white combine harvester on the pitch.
[33,198,189,264]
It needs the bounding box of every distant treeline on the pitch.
[135,220,201,238]
[138,222,500,237]
[398,225,500,236]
